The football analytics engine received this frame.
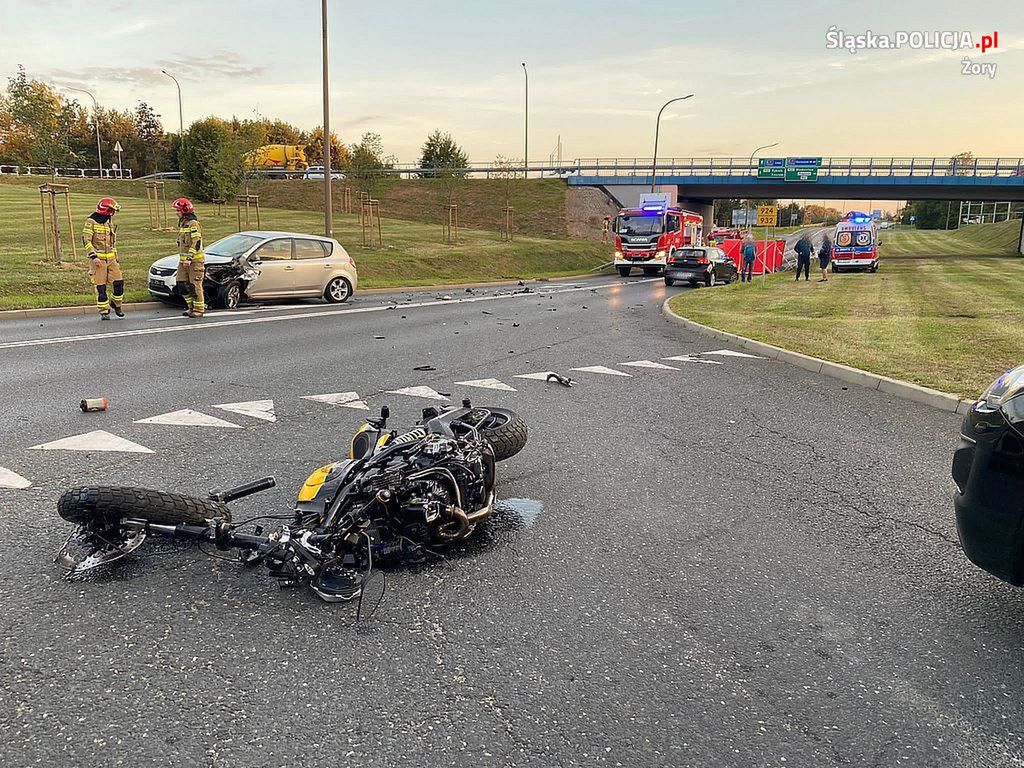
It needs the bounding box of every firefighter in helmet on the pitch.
[173,198,205,317]
[82,197,124,320]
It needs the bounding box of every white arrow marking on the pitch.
[570,365,632,377]
[214,399,277,422]
[0,467,32,489]
[455,378,517,392]
[702,349,762,359]
[514,371,560,381]
[622,360,680,370]
[386,386,450,401]
[302,392,370,410]
[134,409,242,428]
[30,430,154,453]
[662,355,724,366]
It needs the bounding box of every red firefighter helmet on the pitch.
[172,197,194,215]
[96,197,120,215]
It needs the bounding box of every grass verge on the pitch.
[0,181,606,310]
[668,220,1024,398]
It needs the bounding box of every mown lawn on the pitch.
[0,181,606,310]
[669,220,1024,398]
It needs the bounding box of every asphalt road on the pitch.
[1,275,1021,767]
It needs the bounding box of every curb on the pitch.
[0,274,592,321]
[661,298,975,415]
[0,302,165,321]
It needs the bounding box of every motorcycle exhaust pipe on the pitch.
[436,505,471,541]
[464,491,495,524]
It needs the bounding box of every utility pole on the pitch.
[521,62,528,179]
[321,0,333,237]
[160,70,184,136]
[66,87,103,177]
[650,95,693,192]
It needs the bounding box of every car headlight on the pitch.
[614,251,622,259]
[980,364,1024,425]
[656,250,665,258]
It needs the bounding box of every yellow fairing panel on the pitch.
[298,464,334,502]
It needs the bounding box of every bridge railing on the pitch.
[572,157,1024,178]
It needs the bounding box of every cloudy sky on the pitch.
[3,0,1022,163]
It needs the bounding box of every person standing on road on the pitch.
[173,198,205,318]
[794,232,814,282]
[82,197,124,320]
[818,234,833,283]
[740,235,756,282]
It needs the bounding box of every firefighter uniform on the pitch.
[82,213,124,318]
[175,214,205,317]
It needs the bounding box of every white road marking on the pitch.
[454,378,517,392]
[663,355,724,365]
[0,280,658,351]
[514,371,560,381]
[214,399,277,422]
[30,430,155,454]
[703,349,762,359]
[622,360,679,370]
[571,365,632,377]
[386,386,450,401]
[0,466,32,489]
[302,392,369,410]
[134,409,243,428]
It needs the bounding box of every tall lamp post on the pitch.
[650,94,693,192]
[321,0,333,237]
[66,86,103,177]
[746,141,778,232]
[160,70,184,136]
[521,62,528,178]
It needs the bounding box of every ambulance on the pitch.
[832,211,879,273]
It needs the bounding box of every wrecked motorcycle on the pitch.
[55,401,528,602]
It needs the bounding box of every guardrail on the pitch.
[572,157,1024,178]
[0,165,134,179]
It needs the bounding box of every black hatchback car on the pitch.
[953,364,1024,584]
[664,247,738,287]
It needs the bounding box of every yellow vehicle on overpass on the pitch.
[243,144,309,174]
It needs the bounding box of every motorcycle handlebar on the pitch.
[208,476,276,504]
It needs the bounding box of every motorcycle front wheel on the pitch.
[58,486,232,526]
[473,408,528,461]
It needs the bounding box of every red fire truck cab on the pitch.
[613,201,704,277]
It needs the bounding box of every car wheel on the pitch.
[618,266,632,277]
[218,280,243,310]
[706,270,716,287]
[664,277,674,287]
[324,276,352,304]
[688,280,698,287]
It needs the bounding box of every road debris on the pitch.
[80,398,109,412]
[414,365,437,371]
[546,373,575,387]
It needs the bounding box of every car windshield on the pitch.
[616,215,664,236]
[204,234,265,259]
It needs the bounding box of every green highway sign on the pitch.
[757,158,785,179]
[784,157,822,182]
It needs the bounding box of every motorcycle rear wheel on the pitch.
[473,408,528,461]
[58,486,232,526]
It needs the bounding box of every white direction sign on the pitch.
[30,430,154,453]
[214,399,277,422]
[135,409,242,428]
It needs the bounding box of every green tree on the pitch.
[132,102,169,176]
[901,200,959,229]
[418,130,469,178]
[346,131,390,197]
[5,66,76,169]
[179,117,244,200]
[305,127,349,167]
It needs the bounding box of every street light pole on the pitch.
[321,0,333,237]
[66,87,103,177]
[521,62,528,178]
[650,94,693,192]
[160,70,184,136]
[746,141,779,232]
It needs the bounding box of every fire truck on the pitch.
[612,195,705,277]
[832,211,879,273]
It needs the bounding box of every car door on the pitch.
[246,238,294,298]
[714,248,736,281]
[291,238,332,295]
